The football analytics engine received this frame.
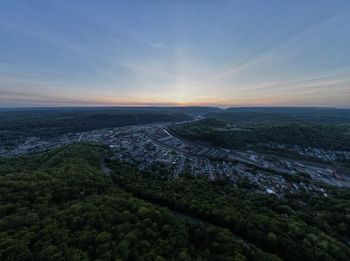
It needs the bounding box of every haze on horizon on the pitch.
[0,0,350,108]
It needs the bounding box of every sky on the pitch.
[0,0,350,108]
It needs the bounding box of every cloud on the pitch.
[122,62,197,84]
[235,66,350,91]
[0,89,111,106]
[46,0,169,52]
[125,30,165,49]
[207,14,347,82]
[0,22,116,61]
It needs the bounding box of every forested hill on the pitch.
[170,107,350,152]
[0,109,192,148]
[1,143,350,260]
[0,143,278,260]
[170,119,350,151]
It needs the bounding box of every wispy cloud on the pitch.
[0,21,183,86]
[234,66,350,91]
[207,14,347,82]
[122,62,197,84]
[48,0,169,51]
[0,22,116,61]
[125,30,165,50]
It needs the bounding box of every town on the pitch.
[2,120,350,198]
[261,142,350,162]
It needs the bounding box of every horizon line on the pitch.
[0,105,348,110]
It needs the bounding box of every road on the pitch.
[78,133,85,141]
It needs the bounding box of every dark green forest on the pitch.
[1,143,350,260]
[0,143,278,261]
[111,161,350,261]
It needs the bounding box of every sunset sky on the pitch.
[0,0,350,108]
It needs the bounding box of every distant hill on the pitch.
[206,107,350,125]
[224,107,339,113]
